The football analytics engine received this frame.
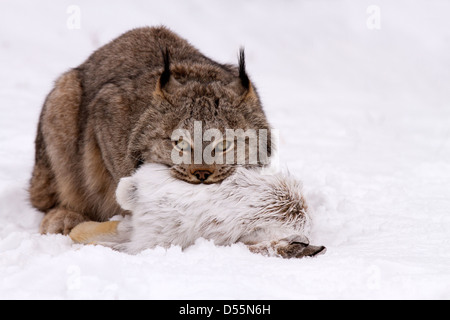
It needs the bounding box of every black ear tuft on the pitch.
[160,47,171,88]
[238,48,250,90]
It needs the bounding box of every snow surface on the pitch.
[1,0,450,299]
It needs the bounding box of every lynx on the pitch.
[30,27,271,235]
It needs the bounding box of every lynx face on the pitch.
[130,50,272,184]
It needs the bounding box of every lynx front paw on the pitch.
[40,208,88,235]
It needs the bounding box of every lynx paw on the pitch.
[40,208,88,235]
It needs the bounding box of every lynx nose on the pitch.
[193,170,212,182]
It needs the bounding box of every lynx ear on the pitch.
[116,177,137,212]
[156,48,181,96]
[228,48,256,99]
[238,48,250,90]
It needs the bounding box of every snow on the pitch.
[1,0,450,299]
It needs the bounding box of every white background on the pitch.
[0,0,449,299]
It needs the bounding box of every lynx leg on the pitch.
[29,123,58,212]
[31,69,91,235]
[40,207,88,235]
[247,235,326,259]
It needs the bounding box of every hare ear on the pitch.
[155,47,181,96]
[116,177,137,212]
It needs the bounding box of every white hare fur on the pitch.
[70,164,326,258]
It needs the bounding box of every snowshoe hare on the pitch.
[70,164,326,259]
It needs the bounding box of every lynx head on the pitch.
[129,49,272,184]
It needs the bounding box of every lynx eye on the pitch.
[174,139,191,152]
[215,140,233,153]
